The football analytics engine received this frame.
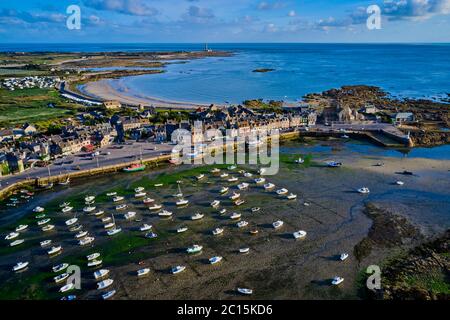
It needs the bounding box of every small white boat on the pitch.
[177,226,188,233]
[254,178,266,184]
[59,202,70,208]
[176,198,189,206]
[35,214,46,219]
[113,196,124,202]
[196,174,205,181]
[15,224,28,232]
[124,211,137,220]
[37,218,51,226]
[219,208,227,214]
[53,263,69,273]
[135,192,146,198]
[104,221,115,229]
[234,199,245,206]
[65,218,78,226]
[230,192,240,201]
[143,198,155,204]
[276,188,289,195]
[106,192,117,197]
[264,183,275,191]
[145,232,158,239]
[286,193,297,200]
[134,187,145,193]
[210,200,221,208]
[357,187,370,194]
[237,221,249,228]
[230,212,242,220]
[140,224,153,232]
[54,273,70,283]
[228,165,237,170]
[61,206,73,213]
[244,172,253,178]
[220,186,229,194]
[227,176,238,182]
[33,206,45,213]
[10,239,25,247]
[149,204,162,211]
[47,246,62,255]
[83,206,96,213]
[42,224,55,232]
[69,224,82,232]
[13,261,29,272]
[251,207,261,213]
[327,161,343,168]
[259,168,267,175]
[272,220,284,229]
[239,247,250,254]
[107,228,122,236]
[237,288,253,295]
[87,253,101,261]
[237,183,249,190]
[94,269,109,280]
[92,210,104,217]
[158,210,173,218]
[186,244,203,254]
[88,260,103,268]
[85,196,95,203]
[102,290,116,300]
[102,217,112,223]
[116,204,127,210]
[137,268,150,277]
[340,253,349,261]
[191,213,204,221]
[212,228,224,236]
[295,158,305,164]
[79,236,95,246]
[40,239,52,247]
[220,173,229,178]
[59,283,75,293]
[396,181,405,186]
[331,277,344,286]
[211,168,221,174]
[293,230,307,239]
[154,183,163,187]
[5,232,19,241]
[97,279,114,290]
[171,265,186,274]
[209,256,223,265]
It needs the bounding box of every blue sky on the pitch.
[0,0,449,42]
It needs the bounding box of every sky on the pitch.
[0,0,449,43]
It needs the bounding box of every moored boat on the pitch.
[13,261,29,272]
[171,265,186,274]
[293,230,307,239]
[209,256,223,265]
[186,244,203,254]
[97,279,114,290]
[123,163,145,173]
[191,213,204,221]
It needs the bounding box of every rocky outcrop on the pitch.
[408,130,450,147]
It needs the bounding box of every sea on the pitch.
[2,43,450,104]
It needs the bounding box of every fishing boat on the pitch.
[237,183,249,190]
[237,288,253,295]
[140,224,153,232]
[171,265,186,274]
[135,192,146,198]
[272,220,284,229]
[239,247,250,254]
[143,197,155,204]
[94,269,109,280]
[234,199,245,206]
[158,210,173,218]
[33,206,45,213]
[186,245,203,254]
[83,206,96,213]
[145,232,158,239]
[251,207,261,213]
[37,218,51,226]
[54,273,70,283]
[85,196,95,203]
[40,239,52,247]
[42,224,55,232]
[212,228,224,236]
[97,279,114,290]
[230,212,242,220]
[327,161,343,168]
[357,187,370,194]
[47,246,62,255]
[123,163,145,173]
[65,218,78,226]
[340,253,349,261]
[237,220,248,228]
[102,290,116,300]
[209,256,223,265]
[176,198,189,206]
[124,211,137,220]
[107,228,122,236]
[59,283,75,293]
[177,226,188,233]
[220,173,229,178]
[210,200,221,208]
[331,277,344,286]
[13,261,29,272]
[264,183,275,190]
[295,158,305,164]
[134,187,145,193]
[254,178,266,184]
[87,253,101,261]
[53,263,69,273]
[106,192,117,197]
[59,202,70,208]
[88,260,103,268]
[61,206,73,213]
[276,188,289,195]
[15,224,28,232]
[191,213,204,221]
[10,239,25,247]
[137,268,150,277]
[230,192,240,201]
[286,193,297,200]
[116,204,127,210]
[196,174,205,181]
[396,181,405,186]
[220,186,229,194]
[113,196,124,202]
[227,176,238,182]
[149,204,163,211]
[293,230,307,239]
[79,236,95,246]
[5,232,19,241]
